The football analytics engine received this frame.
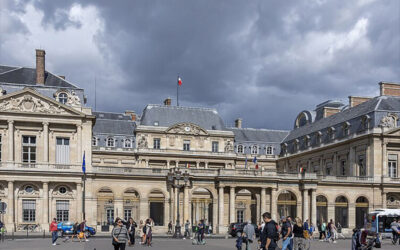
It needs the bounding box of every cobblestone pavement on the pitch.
[0,237,399,250]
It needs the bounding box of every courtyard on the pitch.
[0,237,399,250]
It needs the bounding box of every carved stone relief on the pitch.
[0,94,69,115]
[380,114,397,128]
[66,91,81,107]
[225,140,234,153]
[166,123,208,136]
[137,135,148,148]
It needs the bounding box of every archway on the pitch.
[149,190,165,226]
[123,188,140,222]
[277,190,297,219]
[316,195,328,224]
[191,188,213,227]
[96,187,114,226]
[355,197,368,229]
[235,189,257,224]
[335,196,348,228]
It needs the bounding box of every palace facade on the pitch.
[0,50,399,234]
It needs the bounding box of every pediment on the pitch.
[166,122,208,136]
[0,88,85,116]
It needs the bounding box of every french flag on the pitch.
[253,156,258,170]
[178,77,182,86]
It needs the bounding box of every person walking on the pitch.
[184,220,190,239]
[139,220,145,245]
[112,218,130,250]
[292,217,305,250]
[329,219,337,243]
[145,218,153,246]
[243,220,255,250]
[309,222,315,240]
[168,221,173,234]
[336,222,345,239]
[260,212,278,250]
[197,220,205,244]
[320,221,327,240]
[50,218,59,246]
[280,216,292,250]
[70,222,81,242]
[127,217,137,246]
[80,219,89,242]
[391,218,400,244]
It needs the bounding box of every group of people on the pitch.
[111,217,154,249]
[317,219,345,243]
[49,218,89,246]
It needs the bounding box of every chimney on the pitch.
[380,82,400,96]
[348,96,372,107]
[36,49,46,84]
[58,75,65,80]
[323,107,340,118]
[235,118,242,128]
[163,98,172,106]
[124,110,136,121]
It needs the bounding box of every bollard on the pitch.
[43,229,45,238]
[12,231,14,241]
[26,227,28,238]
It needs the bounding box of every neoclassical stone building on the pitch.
[0,50,399,234]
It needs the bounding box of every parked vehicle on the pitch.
[368,209,400,239]
[228,222,260,237]
[57,221,96,237]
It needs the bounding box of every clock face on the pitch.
[184,126,191,132]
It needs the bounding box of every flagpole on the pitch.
[82,151,86,221]
[177,75,179,106]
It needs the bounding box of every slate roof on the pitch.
[93,111,136,135]
[228,127,289,143]
[140,104,226,130]
[0,65,80,89]
[283,95,400,142]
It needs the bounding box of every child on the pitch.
[236,234,243,250]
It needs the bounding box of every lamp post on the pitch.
[167,168,190,238]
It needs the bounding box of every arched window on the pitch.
[58,93,68,104]
[124,139,132,148]
[92,137,98,146]
[266,146,273,155]
[251,145,258,154]
[107,137,115,147]
[335,196,349,228]
[237,145,243,154]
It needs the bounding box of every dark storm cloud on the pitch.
[2,0,400,130]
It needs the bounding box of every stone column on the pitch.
[114,198,124,219]
[164,198,169,227]
[8,120,14,162]
[382,192,387,209]
[229,186,235,223]
[256,194,260,223]
[348,203,356,228]
[43,122,49,163]
[212,198,218,233]
[174,187,178,223]
[271,188,277,221]
[205,162,209,169]
[77,124,82,163]
[265,192,271,213]
[196,161,200,168]
[139,198,149,221]
[77,183,82,221]
[169,187,174,223]
[260,188,266,216]
[311,189,317,224]
[195,201,199,222]
[7,181,14,231]
[218,186,225,233]
[327,202,335,222]
[183,186,189,222]
[42,182,49,225]
[303,189,309,221]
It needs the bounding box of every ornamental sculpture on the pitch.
[137,135,148,148]
[0,94,67,114]
[225,140,234,153]
[380,114,397,128]
[167,123,208,136]
[67,91,81,106]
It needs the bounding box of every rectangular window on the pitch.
[106,208,114,225]
[183,140,190,151]
[212,141,219,153]
[326,163,333,176]
[237,210,244,223]
[237,145,243,154]
[124,209,132,221]
[153,138,161,149]
[22,136,36,164]
[22,200,36,222]
[56,138,70,164]
[56,200,69,222]
[389,154,398,178]
[340,160,346,176]
[358,155,366,176]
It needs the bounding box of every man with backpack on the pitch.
[260,212,278,250]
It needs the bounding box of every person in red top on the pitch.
[49,218,58,246]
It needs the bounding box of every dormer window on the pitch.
[304,135,311,147]
[361,115,371,130]
[107,137,115,147]
[328,127,335,140]
[315,131,322,144]
[266,146,273,155]
[294,139,299,152]
[282,143,288,154]
[124,139,132,148]
[251,145,258,154]
[237,145,244,154]
[92,137,98,146]
[58,93,68,104]
[343,122,350,136]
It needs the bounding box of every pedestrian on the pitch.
[236,233,244,250]
[280,216,292,250]
[309,222,315,240]
[168,221,173,234]
[292,217,305,250]
[139,220,145,244]
[320,221,327,241]
[391,218,400,244]
[145,218,153,246]
[80,219,89,242]
[336,222,345,239]
[329,219,337,243]
[70,222,81,242]
[260,212,278,250]
[184,220,190,239]
[303,219,309,231]
[197,219,205,244]
[351,228,361,250]
[112,218,131,250]
[49,218,59,246]
[127,217,137,246]
[287,216,294,250]
[243,220,255,250]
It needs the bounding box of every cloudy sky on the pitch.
[1,0,399,130]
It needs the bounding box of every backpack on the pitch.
[268,221,280,242]
[143,225,147,234]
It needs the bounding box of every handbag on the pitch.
[112,228,122,246]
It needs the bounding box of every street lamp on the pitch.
[167,168,190,238]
